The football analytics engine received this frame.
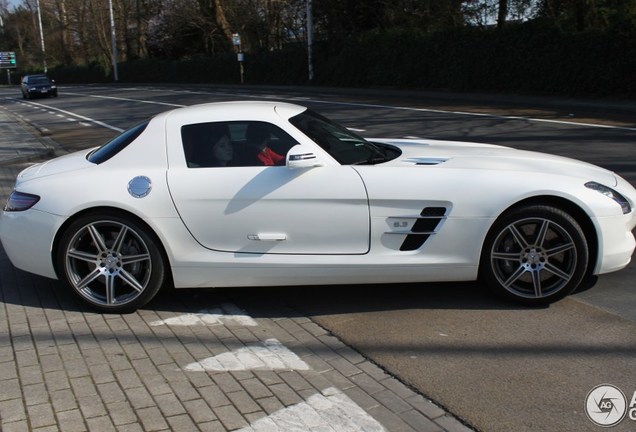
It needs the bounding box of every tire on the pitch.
[480,205,588,305]
[57,211,166,313]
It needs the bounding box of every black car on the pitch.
[21,74,58,99]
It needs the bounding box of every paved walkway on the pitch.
[0,106,472,431]
[0,106,56,166]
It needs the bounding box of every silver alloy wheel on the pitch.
[64,220,153,307]
[490,217,577,299]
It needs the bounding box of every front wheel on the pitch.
[480,205,589,305]
[57,212,166,313]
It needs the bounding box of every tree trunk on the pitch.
[214,0,233,44]
[497,0,508,28]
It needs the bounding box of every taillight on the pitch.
[4,191,40,212]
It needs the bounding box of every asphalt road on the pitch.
[1,84,635,432]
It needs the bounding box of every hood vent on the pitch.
[404,157,448,166]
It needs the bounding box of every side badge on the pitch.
[128,176,152,198]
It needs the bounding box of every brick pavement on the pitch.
[0,104,474,431]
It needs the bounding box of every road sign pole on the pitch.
[232,33,244,84]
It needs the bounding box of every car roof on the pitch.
[161,101,307,125]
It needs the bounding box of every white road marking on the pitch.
[15,100,124,132]
[284,97,636,132]
[184,338,310,372]
[149,87,636,132]
[63,91,185,108]
[14,86,631,140]
[237,387,386,432]
[149,303,257,327]
[149,299,386,429]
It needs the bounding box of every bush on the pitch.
[49,24,636,98]
[314,25,636,97]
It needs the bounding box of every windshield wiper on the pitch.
[351,156,387,165]
[351,141,390,165]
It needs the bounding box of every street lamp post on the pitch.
[307,0,313,82]
[108,0,118,81]
[35,0,47,73]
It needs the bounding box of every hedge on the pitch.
[47,24,636,98]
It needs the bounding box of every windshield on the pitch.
[289,109,392,165]
[31,77,51,85]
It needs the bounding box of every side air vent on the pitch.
[400,234,431,251]
[419,207,446,217]
[395,207,447,251]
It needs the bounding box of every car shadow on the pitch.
[0,245,592,317]
[147,280,543,321]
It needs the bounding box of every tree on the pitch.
[535,0,636,30]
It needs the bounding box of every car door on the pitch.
[167,120,370,255]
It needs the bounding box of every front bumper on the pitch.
[594,211,636,275]
[27,88,57,97]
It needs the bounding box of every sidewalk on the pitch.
[0,106,473,432]
[0,106,56,166]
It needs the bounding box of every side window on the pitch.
[181,121,297,168]
[181,122,232,168]
[238,121,297,166]
[88,121,149,164]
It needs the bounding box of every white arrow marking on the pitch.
[149,303,258,327]
[184,338,310,372]
[237,387,386,432]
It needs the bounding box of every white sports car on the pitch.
[1,101,635,313]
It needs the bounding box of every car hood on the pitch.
[16,149,94,186]
[374,138,618,187]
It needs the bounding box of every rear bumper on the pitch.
[0,209,61,279]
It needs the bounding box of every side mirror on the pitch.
[286,145,324,169]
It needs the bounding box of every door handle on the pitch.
[247,233,287,241]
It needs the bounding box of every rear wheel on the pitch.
[57,212,166,313]
[481,205,588,305]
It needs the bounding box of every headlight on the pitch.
[4,191,40,211]
[585,182,631,214]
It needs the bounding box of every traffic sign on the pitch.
[0,52,17,68]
